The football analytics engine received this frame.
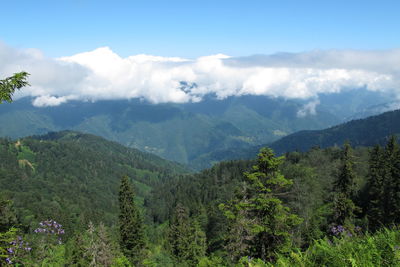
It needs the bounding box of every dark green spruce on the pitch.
[383,136,400,225]
[366,145,386,230]
[220,147,302,262]
[118,175,146,265]
[332,142,358,227]
[167,203,206,266]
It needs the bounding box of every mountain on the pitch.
[0,131,186,235]
[0,95,342,168]
[0,89,392,168]
[194,107,400,164]
[317,88,392,120]
[347,101,400,121]
[269,109,400,154]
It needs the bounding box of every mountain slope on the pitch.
[269,109,400,154]
[193,108,400,164]
[0,131,186,235]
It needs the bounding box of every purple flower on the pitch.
[347,232,353,237]
[6,258,12,264]
[331,225,347,236]
[337,225,345,232]
[34,219,65,245]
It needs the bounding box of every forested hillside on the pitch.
[270,109,400,154]
[202,108,400,165]
[0,131,186,236]
[2,128,400,265]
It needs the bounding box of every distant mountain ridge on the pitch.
[0,96,342,169]
[195,108,400,165]
[0,89,392,169]
[269,109,400,154]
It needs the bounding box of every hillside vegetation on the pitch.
[2,128,400,266]
[270,109,400,154]
[0,131,186,237]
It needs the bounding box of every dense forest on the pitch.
[1,130,400,266]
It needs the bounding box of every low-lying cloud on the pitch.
[1,41,399,108]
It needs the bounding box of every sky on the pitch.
[1,0,400,106]
[2,0,400,58]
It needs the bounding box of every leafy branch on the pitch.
[0,72,30,103]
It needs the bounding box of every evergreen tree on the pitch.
[383,135,400,224]
[366,145,386,230]
[65,233,90,267]
[118,175,146,265]
[168,203,206,266]
[220,148,302,262]
[332,142,358,227]
[0,197,17,232]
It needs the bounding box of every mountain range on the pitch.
[0,89,392,169]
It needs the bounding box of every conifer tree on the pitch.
[332,142,358,227]
[168,203,206,266]
[220,148,302,262]
[66,233,90,267]
[366,145,386,230]
[383,135,400,224]
[118,175,146,265]
[0,197,17,232]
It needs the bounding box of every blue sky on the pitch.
[2,0,400,106]
[2,0,400,58]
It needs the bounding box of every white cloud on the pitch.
[32,95,76,107]
[1,41,399,107]
[297,99,320,117]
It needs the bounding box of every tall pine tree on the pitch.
[118,175,146,265]
[366,145,386,230]
[168,203,206,266]
[332,142,358,227]
[220,148,302,262]
[384,135,400,225]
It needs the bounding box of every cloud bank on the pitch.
[1,41,399,107]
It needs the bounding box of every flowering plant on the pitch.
[5,235,32,265]
[34,219,65,244]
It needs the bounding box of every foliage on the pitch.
[2,120,400,265]
[264,228,400,267]
[331,142,358,227]
[167,204,206,266]
[220,148,302,262]
[0,131,185,237]
[0,197,17,232]
[119,175,147,265]
[0,227,18,265]
[0,72,30,103]
[65,222,118,267]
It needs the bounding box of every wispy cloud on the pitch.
[297,99,320,118]
[1,41,398,107]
